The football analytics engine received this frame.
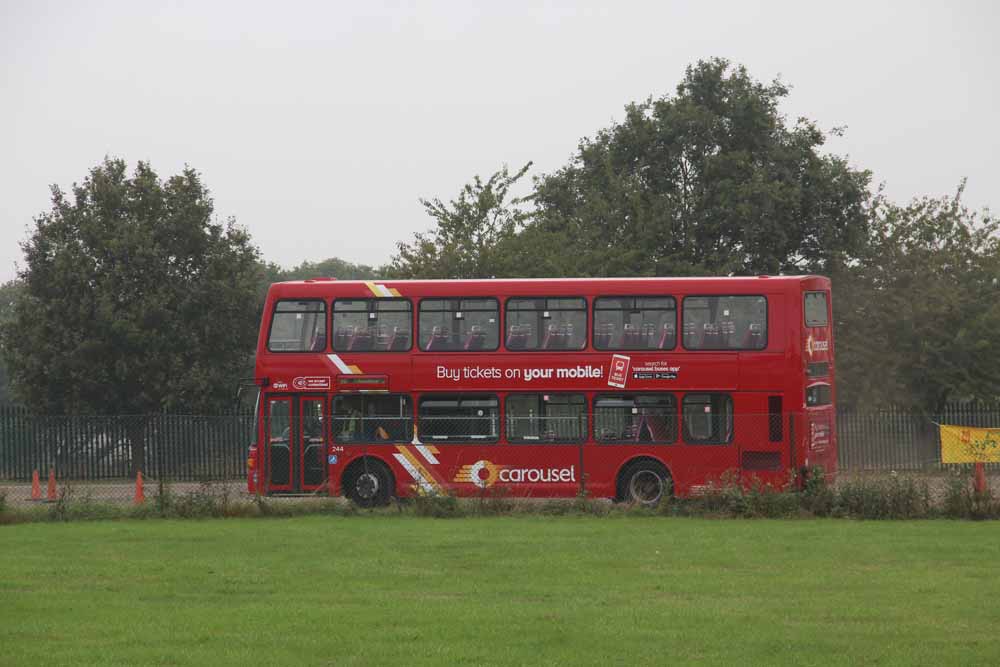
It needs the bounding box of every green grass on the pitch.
[2,517,1000,666]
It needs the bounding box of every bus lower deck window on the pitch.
[594,394,677,443]
[682,394,733,444]
[418,394,499,442]
[506,394,586,442]
[332,395,412,442]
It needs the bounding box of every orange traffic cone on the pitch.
[46,468,57,502]
[31,469,41,501]
[974,461,987,495]
[134,470,145,505]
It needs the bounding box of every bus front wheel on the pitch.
[617,460,671,506]
[343,459,394,508]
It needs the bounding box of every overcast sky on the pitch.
[2,1,997,283]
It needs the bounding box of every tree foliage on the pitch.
[0,158,261,417]
[388,163,533,279]
[273,257,377,282]
[834,186,1000,412]
[387,58,1000,410]
[0,280,22,406]
[524,58,872,277]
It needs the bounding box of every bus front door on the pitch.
[264,395,328,494]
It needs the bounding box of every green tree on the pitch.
[277,257,377,281]
[0,158,262,472]
[834,185,1000,412]
[0,280,22,406]
[525,58,872,277]
[389,163,532,278]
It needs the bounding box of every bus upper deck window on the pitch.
[682,296,766,350]
[506,297,586,351]
[419,299,499,352]
[267,300,326,352]
[333,299,412,352]
[804,292,829,327]
[593,297,676,350]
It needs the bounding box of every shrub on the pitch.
[676,472,797,518]
[167,482,250,519]
[834,474,932,520]
[743,483,801,518]
[411,490,462,518]
[153,478,175,515]
[474,486,515,516]
[47,486,122,522]
[572,488,610,516]
[942,473,1000,520]
[801,467,836,517]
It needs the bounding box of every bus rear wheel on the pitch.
[618,460,671,506]
[343,459,393,508]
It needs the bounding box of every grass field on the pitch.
[2,516,1000,666]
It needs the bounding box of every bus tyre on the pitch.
[618,460,671,506]
[343,459,393,508]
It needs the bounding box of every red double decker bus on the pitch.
[246,276,836,505]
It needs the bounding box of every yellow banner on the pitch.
[940,425,1000,463]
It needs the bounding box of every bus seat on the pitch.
[683,322,698,348]
[622,323,640,348]
[464,325,487,350]
[542,323,563,349]
[658,323,675,349]
[644,414,671,441]
[595,322,614,348]
[373,324,391,350]
[742,322,764,348]
[389,327,410,351]
[641,323,656,347]
[348,328,374,351]
[309,332,327,351]
[425,325,450,351]
[334,326,354,350]
[507,324,530,349]
[560,322,577,349]
[702,322,721,348]
[719,320,736,347]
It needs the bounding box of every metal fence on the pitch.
[837,403,1000,471]
[1,403,999,490]
[0,408,254,482]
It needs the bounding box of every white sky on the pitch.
[2,1,998,282]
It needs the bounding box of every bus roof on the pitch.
[267,275,829,299]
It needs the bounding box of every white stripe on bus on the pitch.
[393,453,435,493]
[326,354,352,374]
[415,445,439,466]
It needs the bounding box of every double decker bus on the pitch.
[246,276,836,505]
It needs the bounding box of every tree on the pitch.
[0,158,262,472]
[0,280,22,406]
[276,257,377,281]
[834,185,1000,413]
[524,58,872,277]
[388,163,533,279]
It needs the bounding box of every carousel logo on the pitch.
[454,460,504,488]
[806,334,829,356]
[453,460,576,488]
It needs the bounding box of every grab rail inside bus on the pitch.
[235,377,268,410]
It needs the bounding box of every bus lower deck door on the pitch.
[264,394,328,494]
